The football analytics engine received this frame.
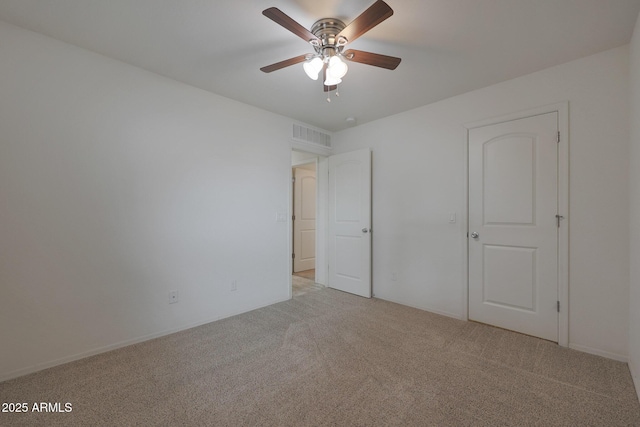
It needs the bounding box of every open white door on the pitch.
[293,167,316,272]
[328,148,372,298]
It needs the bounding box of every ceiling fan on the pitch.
[260,0,401,98]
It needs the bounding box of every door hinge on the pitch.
[292,215,295,221]
[557,131,560,143]
[557,301,560,313]
[292,253,295,259]
[556,214,564,227]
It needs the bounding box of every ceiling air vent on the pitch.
[292,124,331,149]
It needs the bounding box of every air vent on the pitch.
[293,124,331,148]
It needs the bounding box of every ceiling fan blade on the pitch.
[263,7,319,44]
[337,0,393,44]
[260,55,308,73]
[343,49,401,70]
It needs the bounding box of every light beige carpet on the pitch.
[292,273,324,297]
[1,288,639,426]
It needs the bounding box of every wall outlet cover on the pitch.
[169,290,179,304]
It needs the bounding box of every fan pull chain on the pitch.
[326,85,339,103]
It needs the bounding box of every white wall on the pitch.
[333,46,631,360]
[0,21,294,380]
[629,10,640,398]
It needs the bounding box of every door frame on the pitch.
[463,102,569,347]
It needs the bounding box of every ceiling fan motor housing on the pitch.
[310,18,347,55]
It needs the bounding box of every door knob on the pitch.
[362,228,370,233]
[470,232,479,239]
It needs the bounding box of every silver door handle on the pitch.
[362,228,370,233]
[470,232,479,239]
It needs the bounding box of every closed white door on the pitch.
[328,149,372,298]
[293,167,316,272]
[468,112,559,342]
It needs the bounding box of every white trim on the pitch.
[557,102,570,348]
[310,157,323,284]
[569,343,628,363]
[287,158,293,300]
[464,102,568,130]
[464,102,570,347]
[316,157,329,286]
[461,129,470,321]
[291,140,332,156]
[375,295,465,321]
[0,295,290,383]
[629,361,640,402]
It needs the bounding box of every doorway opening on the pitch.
[291,150,325,297]
[288,147,372,299]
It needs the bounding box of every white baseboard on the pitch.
[372,296,632,365]
[568,343,628,362]
[0,295,289,383]
[629,361,640,403]
[372,295,465,321]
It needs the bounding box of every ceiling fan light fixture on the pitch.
[303,56,324,80]
[327,55,349,79]
[323,74,342,86]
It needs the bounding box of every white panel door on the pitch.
[328,149,372,298]
[293,168,316,272]
[469,112,559,342]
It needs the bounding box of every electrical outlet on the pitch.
[169,290,179,304]
[231,280,237,291]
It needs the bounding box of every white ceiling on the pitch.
[0,0,639,132]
